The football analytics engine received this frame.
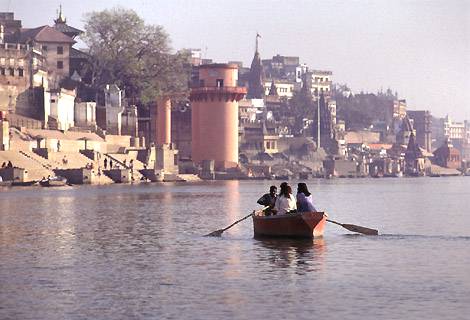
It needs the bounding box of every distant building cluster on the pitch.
[1,9,469,183]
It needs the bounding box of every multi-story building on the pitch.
[18,25,75,88]
[394,99,407,119]
[444,115,466,141]
[407,110,432,151]
[263,80,297,98]
[262,54,301,82]
[301,70,333,98]
[0,42,48,117]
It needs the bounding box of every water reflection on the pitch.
[254,237,326,273]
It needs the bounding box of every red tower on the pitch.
[190,64,246,170]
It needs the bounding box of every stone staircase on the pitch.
[104,153,145,182]
[0,150,54,181]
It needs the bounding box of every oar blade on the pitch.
[205,229,224,237]
[342,224,379,236]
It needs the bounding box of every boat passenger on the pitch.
[257,185,277,215]
[296,183,317,212]
[273,182,297,215]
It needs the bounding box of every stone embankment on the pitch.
[0,127,199,186]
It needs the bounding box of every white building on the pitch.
[444,115,467,141]
[310,70,332,96]
[74,102,96,127]
[104,84,124,135]
[49,87,75,131]
[263,80,297,98]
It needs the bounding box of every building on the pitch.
[308,70,333,97]
[0,42,48,116]
[49,87,76,131]
[262,54,301,82]
[432,139,461,170]
[240,121,279,157]
[18,25,75,88]
[407,110,432,151]
[263,79,296,98]
[394,99,407,119]
[443,115,467,142]
[396,115,414,146]
[0,12,22,42]
[190,63,246,170]
[404,132,425,176]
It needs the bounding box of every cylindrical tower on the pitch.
[190,64,246,170]
[156,96,171,146]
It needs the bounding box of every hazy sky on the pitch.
[2,0,469,120]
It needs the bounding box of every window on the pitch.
[18,68,24,77]
[216,79,224,87]
[57,46,63,54]
[57,61,63,69]
[0,68,5,76]
[42,45,48,51]
[199,79,205,87]
[8,68,14,76]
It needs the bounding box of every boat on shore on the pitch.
[252,211,326,238]
[12,180,38,187]
[39,176,68,187]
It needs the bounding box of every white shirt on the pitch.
[274,194,297,215]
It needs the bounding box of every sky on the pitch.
[2,0,469,120]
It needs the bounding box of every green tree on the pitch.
[82,7,190,104]
[288,90,317,134]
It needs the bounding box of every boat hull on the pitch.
[39,180,67,187]
[253,211,326,238]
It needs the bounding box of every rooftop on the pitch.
[18,25,75,44]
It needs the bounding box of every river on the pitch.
[1,177,469,319]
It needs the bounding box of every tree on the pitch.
[288,91,316,135]
[82,7,190,104]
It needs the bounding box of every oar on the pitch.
[326,219,379,236]
[205,206,269,237]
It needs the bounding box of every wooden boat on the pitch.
[11,180,38,187]
[39,176,68,187]
[252,211,327,238]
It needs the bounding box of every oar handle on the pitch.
[221,206,269,232]
[222,212,253,232]
[326,219,343,227]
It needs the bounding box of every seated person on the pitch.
[273,182,297,215]
[257,185,277,215]
[296,182,317,212]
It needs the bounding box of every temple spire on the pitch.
[247,33,264,99]
[255,33,261,53]
[55,4,66,24]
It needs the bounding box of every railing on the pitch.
[6,114,43,129]
[190,86,247,94]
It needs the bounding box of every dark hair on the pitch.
[279,182,289,197]
[287,185,292,195]
[297,183,311,197]
[269,185,277,193]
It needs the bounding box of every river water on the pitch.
[1,177,469,320]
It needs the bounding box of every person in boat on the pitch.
[296,182,317,213]
[257,185,277,215]
[272,182,297,215]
